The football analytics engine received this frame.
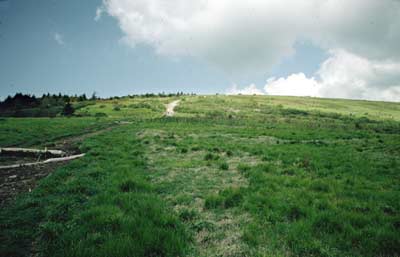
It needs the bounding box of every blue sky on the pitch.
[0,0,399,101]
[0,0,327,98]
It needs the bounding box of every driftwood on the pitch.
[0,153,85,170]
[0,147,66,156]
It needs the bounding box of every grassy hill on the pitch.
[1,95,399,257]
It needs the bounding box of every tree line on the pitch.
[0,93,95,117]
[0,92,196,117]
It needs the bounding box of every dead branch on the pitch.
[0,147,66,156]
[0,153,85,170]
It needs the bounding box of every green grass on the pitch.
[0,125,190,257]
[1,95,399,257]
[0,117,112,147]
[76,98,171,120]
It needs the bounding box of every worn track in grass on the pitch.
[0,124,120,207]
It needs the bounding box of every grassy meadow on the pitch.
[1,95,399,257]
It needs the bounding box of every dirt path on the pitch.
[165,100,180,117]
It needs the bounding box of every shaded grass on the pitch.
[204,187,243,209]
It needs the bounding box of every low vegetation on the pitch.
[1,95,399,256]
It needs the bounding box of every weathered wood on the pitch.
[115,121,133,125]
[0,153,85,169]
[0,147,66,156]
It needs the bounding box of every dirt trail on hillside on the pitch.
[165,100,180,117]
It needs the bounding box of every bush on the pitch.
[62,102,75,116]
[280,108,309,116]
[94,112,107,118]
[128,103,152,109]
[204,153,219,161]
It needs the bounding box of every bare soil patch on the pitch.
[0,161,71,206]
[0,125,118,207]
[165,100,180,117]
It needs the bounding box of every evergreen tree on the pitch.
[62,102,74,116]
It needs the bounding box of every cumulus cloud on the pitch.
[310,0,400,61]
[100,0,400,101]
[101,0,400,69]
[54,32,65,45]
[227,84,264,95]
[101,0,316,73]
[265,49,400,101]
[265,73,320,97]
[94,7,104,21]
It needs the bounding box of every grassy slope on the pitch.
[0,124,190,257]
[1,95,399,257]
[0,118,112,147]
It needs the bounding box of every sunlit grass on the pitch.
[1,95,399,256]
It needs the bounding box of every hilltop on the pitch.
[1,95,399,257]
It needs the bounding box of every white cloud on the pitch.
[54,32,65,45]
[101,0,400,70]
[264,49,400,102]
[265,73,320,97]
[94,7,104,21]
[227,84,264,95]
[310,0,400,61]
[101,0,316,73]
[100,0,400,101]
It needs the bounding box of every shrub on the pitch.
[281,108,309,116]
[191,146,200,151]
[94,112,107,118]
[129,103,152,109]
[204,152,219,161]
[62,102,75,116]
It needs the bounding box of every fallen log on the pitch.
[0,153,85,170]
[0,147,66,156]
[115,121,133,125]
